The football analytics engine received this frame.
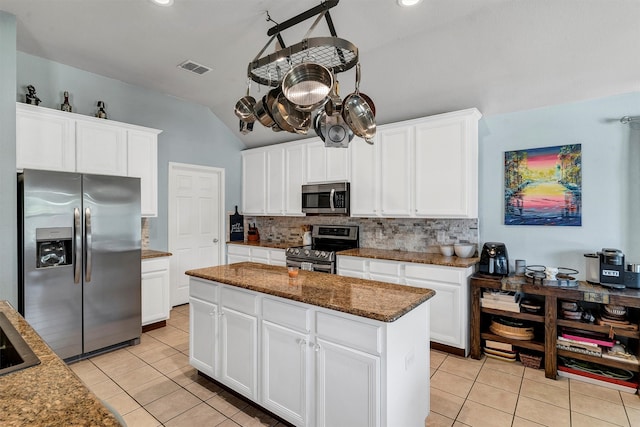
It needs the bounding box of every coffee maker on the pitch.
[599,248,625,288]
[479,242,509,276]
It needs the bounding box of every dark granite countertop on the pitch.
[337,248,480,268]
[0,301,120,426]
[186,262,435,322]
[142,249,172,259]
[226,241,291,250]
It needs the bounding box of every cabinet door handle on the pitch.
[297,338,307,347]
[314,343,321,352]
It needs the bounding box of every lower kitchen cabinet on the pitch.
[337,255,474,356]
[226,244,286,266]
[189,277,429,427]
[315,338,380,427]
[189,296,219,376]
[141,257,171,326]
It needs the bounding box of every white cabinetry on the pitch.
[261,298,310,426]
[127,131,158,217]
[189,277,429,427]
[189,279,219,377]
[141,256,171,326]
[350,108,481,218]
[75,120,127,176]
[242,142,305,216]
[337,255,474,355]
[16,104,76,172]
[305,138,350,183]
[15,103,161,216]
[189,279,259,400]
[404,263,471,353]
[219,287,258,400]
[226,244,286,266]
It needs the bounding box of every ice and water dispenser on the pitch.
[36,227,72,268]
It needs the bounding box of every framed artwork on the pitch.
[504,144,582,226]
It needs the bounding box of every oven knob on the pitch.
[304,249,310,256]
[321,251,326,258]
[315,251,320,257]
[294,249,300,255]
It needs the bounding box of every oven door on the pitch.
[301,182,349,215]
[286,258,334,274]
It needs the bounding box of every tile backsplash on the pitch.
[244,216,478,253]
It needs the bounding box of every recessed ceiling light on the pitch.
[397,0,422,6]
[150,0,174,6]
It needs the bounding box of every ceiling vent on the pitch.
[177,60,211,75]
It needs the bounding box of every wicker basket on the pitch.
[519,352,542,369]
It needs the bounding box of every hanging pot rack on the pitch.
[247,0,359,87]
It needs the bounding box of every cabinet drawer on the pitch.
[189,278,219,303]
[262,298,310,333]
[251,247,270,261]
[369,260,400,276]
[316,312,381,355]
[228,244,251,256]
[405,263,464,284]
[222,286,258,315]
[269,249,286,263]
[337,256,367,272]
[141,257,169,274]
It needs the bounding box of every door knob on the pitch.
[213,238,219,243]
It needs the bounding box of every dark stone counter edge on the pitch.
[186,267,435,323]
[142,249,172,259]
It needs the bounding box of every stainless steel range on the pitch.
[286,225,359,274]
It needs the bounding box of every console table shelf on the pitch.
[471,274,640,380]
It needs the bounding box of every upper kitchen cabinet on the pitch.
[75,120,127,176]
[15,103,162,216]
[350,108,481,218]
[305,138,350,183]
[242,142,305,216]
[16,103,76,172]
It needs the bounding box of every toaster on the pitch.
[479,242,509,276]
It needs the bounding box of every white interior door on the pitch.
[169,162,224,306]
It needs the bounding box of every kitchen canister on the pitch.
[584,253,599,283]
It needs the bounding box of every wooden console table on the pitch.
[470,274,640,380]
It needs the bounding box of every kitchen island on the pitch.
[0,301,120,426]
[185,262,435,427]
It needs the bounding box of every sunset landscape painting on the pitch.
[504,144,582,226]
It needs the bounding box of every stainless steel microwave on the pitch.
[301,182,350,216]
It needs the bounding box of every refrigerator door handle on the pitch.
[85,207,92,283]
[74,207,81,284]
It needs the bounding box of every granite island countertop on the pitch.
[337,247,480,268]
[0,301,119,426]
[186,262,435,322]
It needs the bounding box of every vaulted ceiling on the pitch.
[2,0,639,148]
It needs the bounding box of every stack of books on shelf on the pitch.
[558,327,614,358]
[483,339,517,362]
[480,291,522,312]
[556,336,602,357]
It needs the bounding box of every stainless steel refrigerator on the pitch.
[18,169,141,361]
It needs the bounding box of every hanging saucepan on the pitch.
[265,87,288,132]
[253,94,276,129]
[268,88,296,133]
[342,63,376,142]
[314,111,325,141]
[282,62,333,112]
[234,82,256,123]
[275,91,311,135]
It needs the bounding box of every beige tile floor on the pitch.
[70,304,640,427]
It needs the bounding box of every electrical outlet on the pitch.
[437,230,446,243]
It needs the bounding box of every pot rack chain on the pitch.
[247,0,358,87]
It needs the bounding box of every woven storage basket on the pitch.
[519,352,542,369]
